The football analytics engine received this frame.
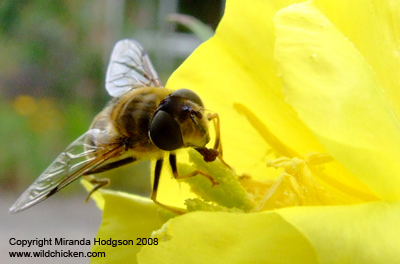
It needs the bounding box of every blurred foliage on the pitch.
[1,95,92,191]
[0,0,221,198]
[167,14,214,42]
[0,0,110,102]
[0,0,108,195]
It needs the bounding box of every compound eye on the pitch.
[171,89,204,107]
[149,110,184,151]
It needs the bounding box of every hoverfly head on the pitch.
[149,89,210,151]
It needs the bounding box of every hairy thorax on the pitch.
[90,87,172,157]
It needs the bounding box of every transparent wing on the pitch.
[9,129,124,213]
[105,39,162,97]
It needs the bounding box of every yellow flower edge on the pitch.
[82,181,400,263]
[138,201,400,264]
[81,180,175,264]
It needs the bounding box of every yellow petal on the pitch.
[274,2,400,200]
[89,189,175,264]
[138,202,400,263]
[279,201,400,263]
[313,0,400,117]
[138,211,318,264]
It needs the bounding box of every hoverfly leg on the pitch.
[169,154,218,186]
[151,159,186,215]
[83,175,110,203]
[207,113,231,169]
[206,113,221,152]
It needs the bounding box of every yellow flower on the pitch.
[86,0,400,263]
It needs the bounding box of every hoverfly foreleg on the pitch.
[150,158,185,215]
[207,113,222,154]
[206,113,231,169]
[169,153,218,186]
[83,175,110,202]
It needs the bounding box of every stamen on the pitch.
[234,103,378,202]
[233,103,298,158]
[259,156,340,210]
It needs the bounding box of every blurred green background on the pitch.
[0,0,223,197]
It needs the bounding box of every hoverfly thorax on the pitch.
[149,89,210,151]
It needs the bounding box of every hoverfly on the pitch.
[10,39,225,215]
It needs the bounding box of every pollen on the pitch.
[238,154,341,211]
